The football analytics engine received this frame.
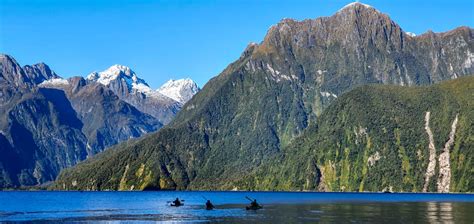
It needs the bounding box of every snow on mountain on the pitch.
[86,64,135,86]
[86,64,163,98]
[87,64,152,92]
[339,2,374,12]
[86,65,199,104]
[405,32,417,37]
[158,78,200,104]
[39,78,69,87]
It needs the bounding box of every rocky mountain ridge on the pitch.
[86,65,199,124]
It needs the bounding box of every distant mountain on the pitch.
[87,65,199,124]
[40,76,162,152]
[54,3,473,192]
[0,54,198,188]
[158,79,200,104]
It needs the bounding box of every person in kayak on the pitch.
[205,200,215,210]
[249,199,261,209]
[172,198,183,206]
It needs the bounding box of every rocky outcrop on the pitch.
[23,63,60,85]
[437,114,459,193]
[423,111,437,192]
[367,151,381,167]
[0,54,32,89]
[423,112,460,192]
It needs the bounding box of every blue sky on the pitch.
[1,0,473,88]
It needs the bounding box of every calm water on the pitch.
[0,191,473,223]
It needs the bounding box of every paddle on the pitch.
[201,196,208,201]
[245,196,254,202]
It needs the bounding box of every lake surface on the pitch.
[1,191,473,223]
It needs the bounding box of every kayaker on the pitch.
[205,200,215,210]
[250,199,260,208]
[250,199,260,207]
[245,196,262,210]
[172,198,182,206]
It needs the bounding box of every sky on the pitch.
[1,0,473,88]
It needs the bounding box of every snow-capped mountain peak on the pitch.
[86,65,199,104]
[87,64,144,86]
[341,2,373,9]
[338,2,376,13]
[86,64,156,95]
[158,78,200,104]
[405,32,417,37]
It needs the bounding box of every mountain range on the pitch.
[86,65,199,124]
[0,56,199,188]
[53,3,473,192]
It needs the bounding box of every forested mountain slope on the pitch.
[241,76,473,192]
[54,3,473,191]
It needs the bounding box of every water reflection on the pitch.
[427,202,454,224]
[216,202,473,223]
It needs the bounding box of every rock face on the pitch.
[23,63,60,85]
[423,112,437,192]
[252,2,472,92]
[0,55,198,188]
[54,3,473,191]
[0,55,89,187]
[86,66,199,124]
[42,76,163,153]
[0,54,33,88]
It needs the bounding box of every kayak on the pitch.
[246,205,263,210]
[170,204,184,207]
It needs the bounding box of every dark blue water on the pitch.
[1,191,473,223]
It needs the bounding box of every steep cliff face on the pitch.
[0,77,89,187]
[251,3,472,93]
[42,76,163,153]
[0,55,32,89]
[23,63,60,85]
[54,3,473,191]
